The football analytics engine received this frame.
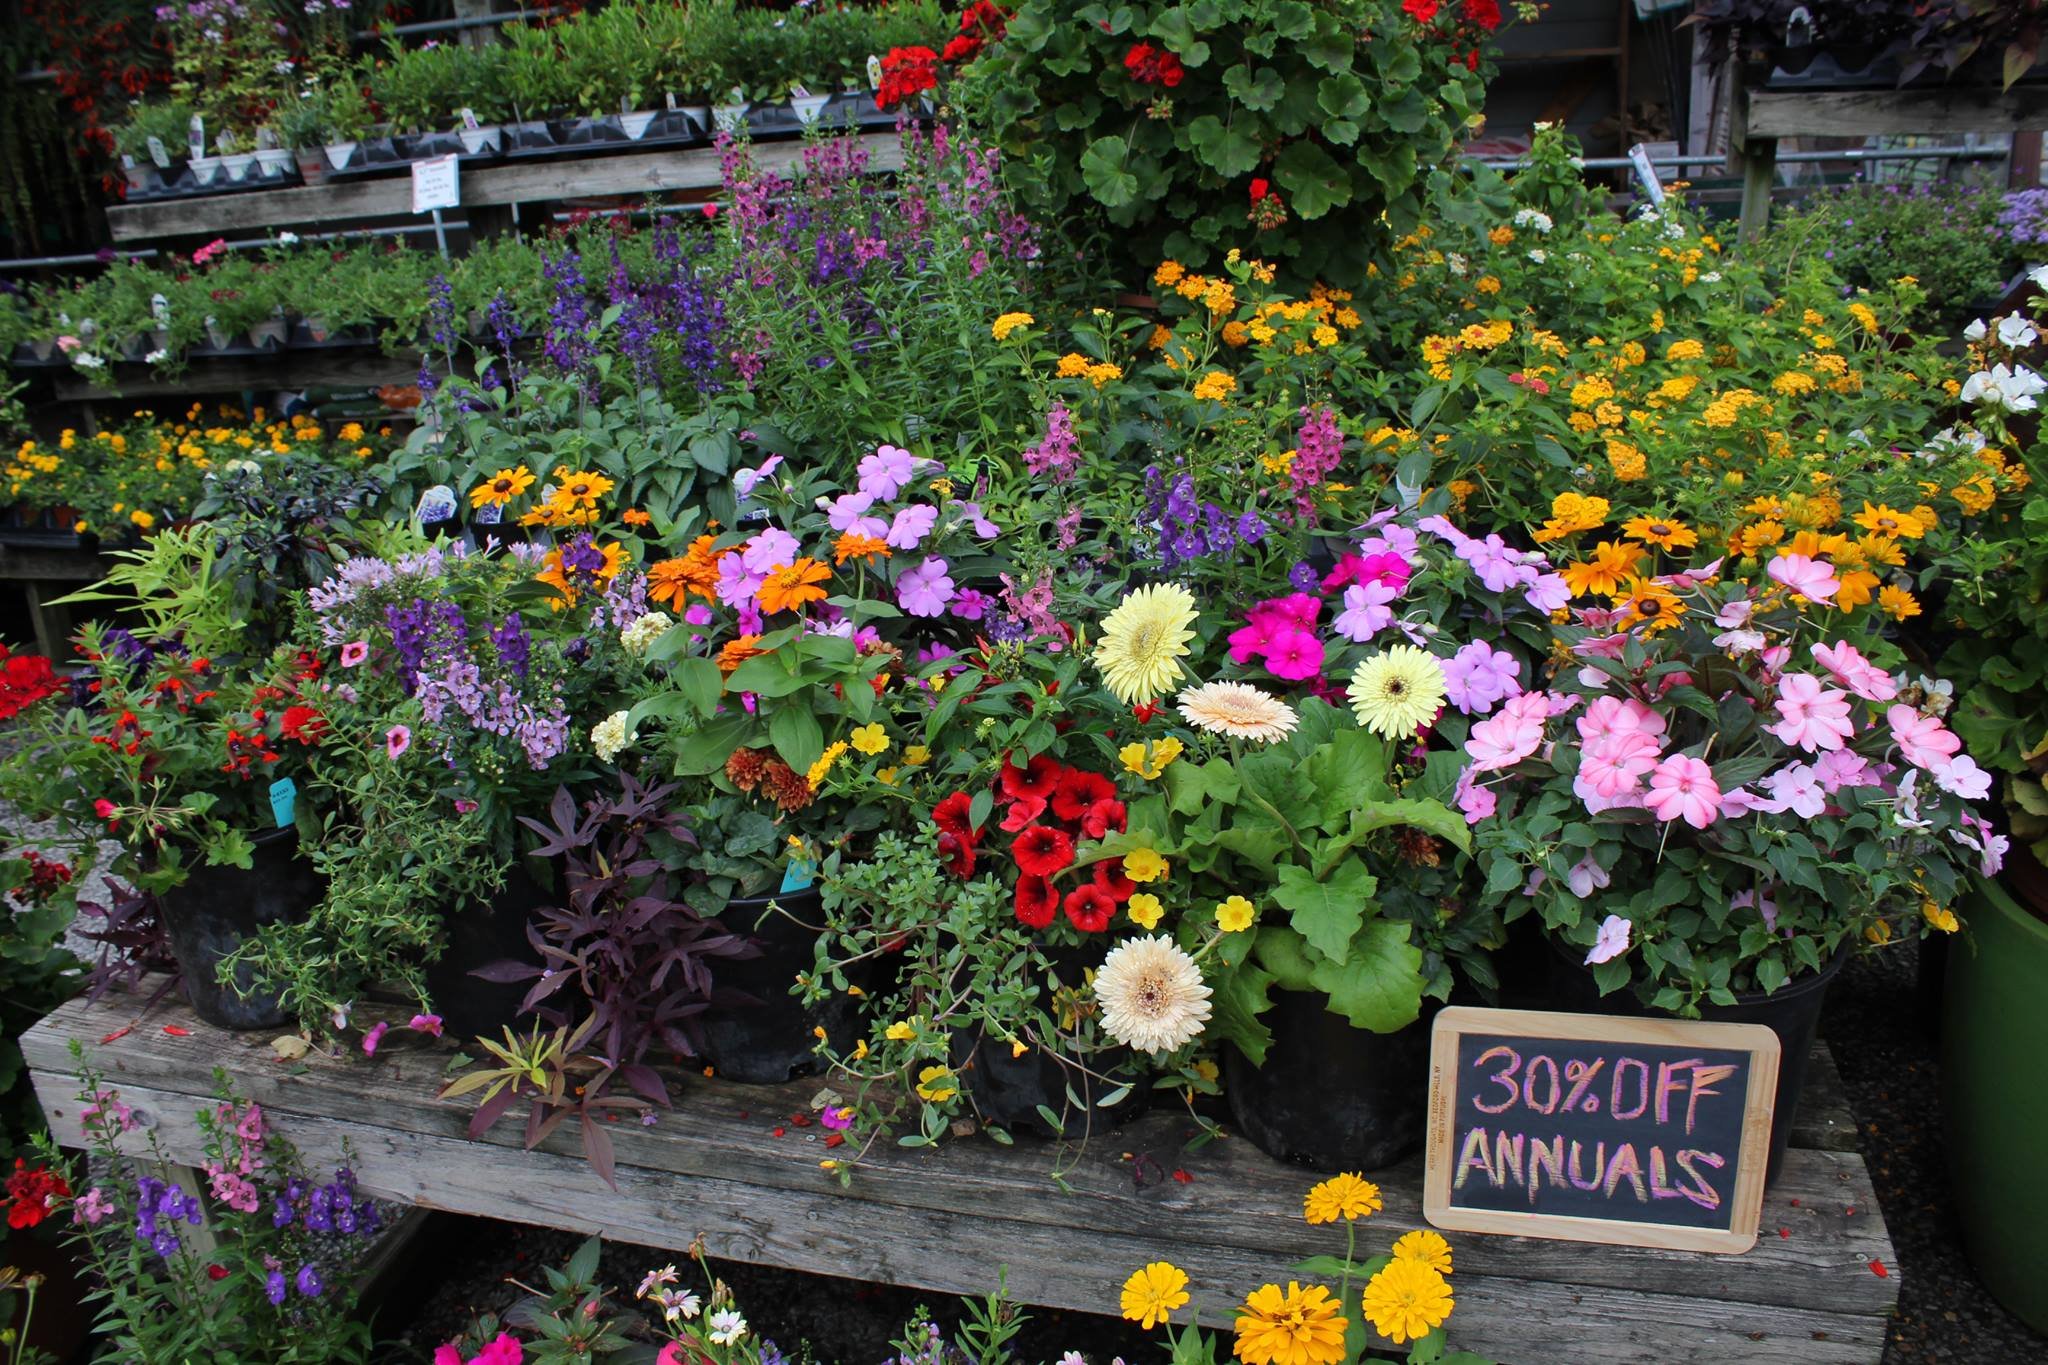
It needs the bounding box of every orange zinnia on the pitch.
[647,557,693,608]
[718,634,766,673]
[833,531,891,566]
[756,558,830,614]
[621,508,652,527]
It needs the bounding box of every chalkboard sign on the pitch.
[1423,1006,1780,1254]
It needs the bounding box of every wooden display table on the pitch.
[24,982,1898,1363]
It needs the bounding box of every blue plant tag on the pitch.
[415,484,458,525]
[268,777,297,829]
[780,859,815,893]
[472,500,501,525]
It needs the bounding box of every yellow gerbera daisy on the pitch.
[1093,584,1198,705]
[1345,646,1447,739]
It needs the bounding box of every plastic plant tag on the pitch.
[790,83,813,100]
[459,107,482,131]
[867,54,884,88]
[780,859,816,893]
[151,294,171,329]
[188,114,205,159]
[146,136,170,169]
[473,501,502,525]
[268,777,297,829]
[415,484,458,525]
[666,92,679,111]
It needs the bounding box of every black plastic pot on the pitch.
[953,1029,1148,1138]
[699,887,858,1084]
[158,827,323,1030]
[1546,948,1847,1186]
[1226,991,1434,1172]
[423,863,553,1041]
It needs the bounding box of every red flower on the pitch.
[960,0,1009,39]
[207,1263,230,1281]
[999,796,1047,833]
[1403,0,1440,21]
[1131,702,1162,724]
[1249,178,1271,202]
[942,34,984,63]
[1051,769,1116,822]
[1091,861,1136,904]
[877,46,940,110]
[1063,884,1116,932]
[1012,824,1076,878]
[1465,48,1481,70]
[937,831,977,878]
[1462,0,1503,32]
[1014,875,1058,928]
[0,649,62,721]
[6,1159,70,1230]
[999,754,1061,805]
[1123,42,1185,87]
[279,705,327,745]
[932,791,979,841]
[1078,797,1127,840]
[92,798,118,827]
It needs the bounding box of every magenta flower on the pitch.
[949,500,1001,539]
[1227,613,1281,664]
[1454,767,1497,823]
[950,588,989,621]
[1585,914,1632,966]
[385,725,411,759]
[1465,690,1548,770]
[1645,754,1723,828]
[885,503,938,549]
[1261,629,1326,682]
[1767,674,1854,752]
[73,1187,113,1225]
[1332,581,1398,643]
[361,1021,390,1055]
[731,454,784,500]
[821,490,883,534]
[1442,641,1521,714]
[897,558,956,617]
[1811,641,1897,701]
[1887,704,1960,768]
[819,1105,854,1131]
[408,1013,444,1037]
[714,554,766,608]
[856,444,918,500]
[1457,533,1536,593]
[339,641,370,667]
[1766,553,1839,604]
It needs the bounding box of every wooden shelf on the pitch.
[1742,82,2048,139]
[51,347,421,402]
[105,134,906,243]
[25,981,1897,1363]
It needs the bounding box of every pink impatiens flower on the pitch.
[1644,753,1723,828]
[1888,704,1961,769]
[1332,581,1399,643]
[1575,732,1660,810]
[1811,641,1897,701]
[1767,553,1839,604]
[1442,641,1522,715]
[856,444,918,500]
[1566,853,1611,898]
[1466,690,1549,771]
[1585,914,1632,965]
[1930,752,1991,800]
[896,558,956,617]
[1261,629,1326,682]
[885,503,939,549]
[1767,674,1855,752]
[1754,762,1826,818]
[1577,695,1667,748]
[1454,767,1497,823]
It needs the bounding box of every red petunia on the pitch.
[999,754,1062,805]
[1063,884,1116,932]
[932,791,979,841]
[1051,769,1116,822]
[1014,875,1058,929]
[1091,861,1136,904]
[1012,824,1076,878]
[999,795,1047,833]
[1462,0,1502,32]
[938,831,977,878]
[1077,797,1126,840]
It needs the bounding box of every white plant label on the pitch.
[146,136,170,169]
[411,154,460,213]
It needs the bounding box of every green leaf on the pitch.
[1185,115,1262,177]
[1222,63,1284,112]
[1347,798,1473,856]
[1316,73,1368,120]
[1308,919,1425,1032]
[1271,860,1375,962]
[1080,136,1139,208]
[669,657,724,720]
[767,707,825,775]
[1164,756,1241,816]
[1272,141,1353,220]
[1147,7,1212,65]
[1206,960,1276,1064]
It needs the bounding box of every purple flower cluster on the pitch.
[385,597,469,695]
[2001,188,2048,247]
[488,614,530,680]
[133,1176,203,1258]
[1144,462,1269,570]
[542,248,597,387]
[1289,405,1344,518]
[416,654,571,769]
[308,546,461,642]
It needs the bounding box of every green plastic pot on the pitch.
[1942,873,2048,1335]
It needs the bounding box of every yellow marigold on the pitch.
[1665,339,1706,361]
[1235,1282,1347,1365]
[1302,1173,1382,1225]
[990,311,1035,341]
[1192,370,1237,402]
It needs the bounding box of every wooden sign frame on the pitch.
[1423,1006,1781,1255]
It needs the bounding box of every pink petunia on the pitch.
[385,725,411,760]
[1888,704,1961,769]
[1767,553,1839,604]
[339,641,370,667]
[1811,641,1897,701]
[1767,673,1855,752]
[1645,753,1723,828]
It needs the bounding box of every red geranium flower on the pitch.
[6,1159,70,1230]
[1012,824,1076,877]
[1123,41,1185,87]
[942,34,984,63]
[1014,875,1058,928]
[960,0,1009,39]
[1249,178,1271,202]
[877,46,940,110]
[1462,0,1502,32]
[0,648,62,721]
[1063,884,1116,932]
[1403,0,1440,21]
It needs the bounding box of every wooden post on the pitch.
[1737,137,1778,245]
[2010,130,2042,189]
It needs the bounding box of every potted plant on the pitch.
[111,100,194,193]
[1464,539,2000,1183]
[498,24,573,149]
[214,127,257,183]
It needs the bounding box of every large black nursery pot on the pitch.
[1546,946,1847,1186]
[1226,991,1434,1172]
[699,887,860,1084]
[951,1029,1149,1139]
[424,863,553,1040]
[159,827,323,1030]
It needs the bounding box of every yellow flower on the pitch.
[1849,301,1879,334]
[1302,1172,1381,1225]
[1347,646,1447,740]
[1192,370,1237,402]
[1119,736,1185,780]
[990,311,1035,341]
[915,1065,957,1103]
[1665,338,1705,361]
[884,1021,917,1042]
[1877,585,1921,621]
[1234,1282,1347,1365]
[1360,1259,1454,1345]
[1123,847,1170,883]
[1771,371,1817,396]
[1126,893,1164,930]
[1120,1262,1191,1330]
[1392,1229,1454,1275]
[546,469,615,516]
[806,740,850,789]
[1154,260,1186,288]
[1094,584,1198,704]
[1056,352,1092,378]
[129,509,156,530]
[1854,502,1925,540]
[903,744,931,767]
[1615,576,1686,633]
[849,723,889,756]
[1605,440,1648,482]
[1559,541,1646,599]
[1922,901,1959,933]
[1216,895,1256,933]
[1086,361,1124,389]
[470,465,535,509]
[1622,515,1697,550]
[1836,570,1880,611]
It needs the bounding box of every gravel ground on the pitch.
[1819,939,2048,1365]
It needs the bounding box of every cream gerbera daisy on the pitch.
[1092,583,1198,705]
[1346,645,1447,739]
[1094,935,1211,1054]
[1176,680,1298,742]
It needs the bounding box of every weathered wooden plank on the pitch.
[50,349,420,402]
[21,983,1899,1333]
[27,1070,1889,1365]
[105,134,907,242]
[1790,1042,1858,1153]
[0,544,103,582]
[1743,84,2048,139]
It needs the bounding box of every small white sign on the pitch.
[411,154,461,213]
[146,136,170,169]
[1627,143,1667,206]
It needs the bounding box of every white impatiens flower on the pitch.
[1964,317,1989,342]
[1176,680,1298,743]
[619,610,674,657]
[590,710,635,762]
[72,353,104,370]
[1996,312,2039,350]
[2029,263,2048,290]
[1512,208,1553,234]
[1960,363,2048,413]
[707,1308,748,1345]
[277,230,300,246]
[1094,936,1211,1054]
[1526,248,1548,263]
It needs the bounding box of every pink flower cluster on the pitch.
[434,1333,523,1365]
[1228,593,1326,682]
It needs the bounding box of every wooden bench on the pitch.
[22,983,1897,1363]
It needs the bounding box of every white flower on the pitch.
[590,710,635,762]
[1176,680,1298,743]
[144,348,169,364]
[619,610,674,657]
[1512,208,1553,234]
[1931,753,1991,800]
[1699,271,1722,284]
[1960,363,2047,413]
[1526,248,1548,263]
[277,231,300,246]
[1996,312,2039,350]
[1964,318,1988,341]
[1444,252,1468,276]
[1094,936,1211,1054]
[2029,263,2048,290]
[659,1288,700,1322]
[73,353,104,370]
[707,1308,747,1345]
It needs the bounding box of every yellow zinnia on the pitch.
[1360,1258,1454,1345]
[1302,1172,1381,1225]
[1391,1229,1454,1275]
[1119,1261,1190,1330]
[1234,1281,1347,1365]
